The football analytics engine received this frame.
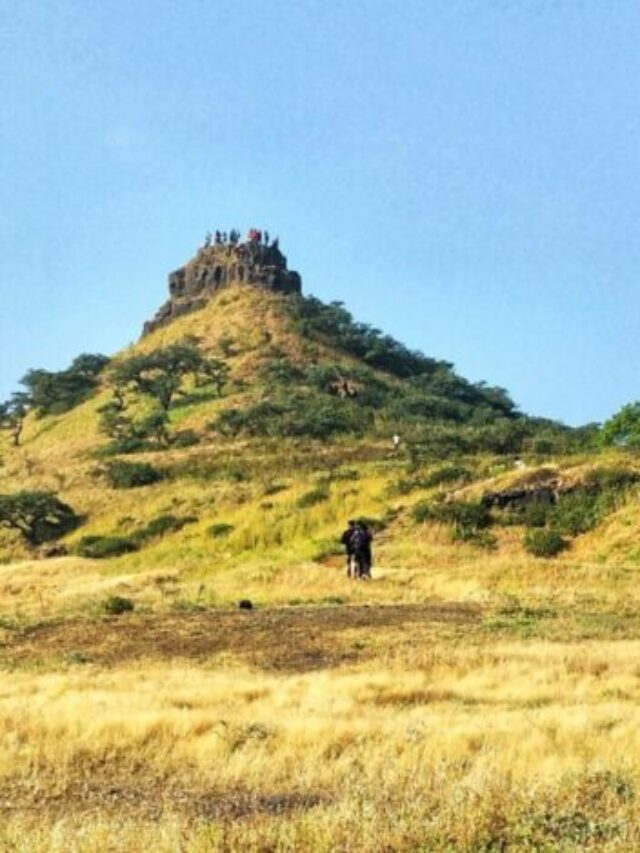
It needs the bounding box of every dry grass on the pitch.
[4,288,640,847]
[1,636,640,850]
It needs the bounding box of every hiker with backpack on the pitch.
[341,520,357,578]
[354,521,373,579]
[340,520,373,579]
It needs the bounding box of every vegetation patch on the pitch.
[412,499,492,546]
[141,514,197,538]
[207,523,234,538]
[96,460,164,489]
[215,393,369,440]
[524,529,567,558]
[76,535,139,559]
[297,487,330,508]
[76,514,196,558]
[102,595,135,615]
[263,481,288,496]
[0,491,80,546]
[15,353,109,417]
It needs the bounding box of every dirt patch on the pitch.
[1,603,480,671]
[0,776,330,821]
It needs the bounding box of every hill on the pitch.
[4,236,640,849]
[0,234,635,607]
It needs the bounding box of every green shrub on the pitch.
[583,466,639,491]
[423,464,472,488]
[171,430,200,448]
[550,492,600,537]
[412,499,491,544]
[297,487,329,508]
[99,460,163,489]
[452,527,497,548]
[139,514,197,539]
[412,501,435,523]
[523,501,549,528]
[224,463,249,482]
[355,514,393,533]
[96,437,150,456]
[442,501,491,532]
[75,515,195,558]
[207,523,234,538]
[76,535,139,558]
[524,529,567,558]
[103,595,135,615]
[215,393,369,440]
[263,481,288,496]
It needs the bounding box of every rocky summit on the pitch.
[143,229,302,335]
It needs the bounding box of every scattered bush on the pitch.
[583,466,638,491]
[452,528,496,548]
[171,429,200,448]
[524,529,567,558]
[224,463,249,482]
[441,501,491,533]
[297,487,329,508]
[550,492,600,537]
[75,513,196,558]
[140,514,196,538]
[95,437,151,457]
[263,481,288,496]
[207,523,234,538]
[215,393,369,440]
[355,514,393,533]
[423,464,472,488]
[412,501,435,523]
[523,501,549,528]
[76,535,139,559]
[99,460,163,489]
[103,595,135,615]
[411,499,492,545]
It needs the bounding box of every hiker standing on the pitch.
[340,520,357,578]
[348,522,373,579]
[356,522,373,579]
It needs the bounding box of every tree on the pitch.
[97,400,135,443]
[20,353,109,416]
[197,357,230,396]
[112,342,204,411]
[97,401,169,449]
[136,409,170,446]
[0,393,29,446]
[0,491,80,545]
[601,402,640,448]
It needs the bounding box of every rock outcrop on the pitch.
[143,237,302,335]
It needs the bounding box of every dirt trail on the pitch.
[2,602,480,671]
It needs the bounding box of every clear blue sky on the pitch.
[2,0,639,426]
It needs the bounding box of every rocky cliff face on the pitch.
[143,239,302,335]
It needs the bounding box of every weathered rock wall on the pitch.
[143,241,302,335]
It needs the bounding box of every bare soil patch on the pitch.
[0,776,330,822]
[1,603,480,671]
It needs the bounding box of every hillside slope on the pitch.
[0,263,639,619]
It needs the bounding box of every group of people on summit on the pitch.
[340,520,373,579]
[204,228,277,249]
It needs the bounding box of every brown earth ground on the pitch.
[0,603,479,827]
[3,602,480,671]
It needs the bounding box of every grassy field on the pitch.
[3,287,640,849]
[2,527,640,850]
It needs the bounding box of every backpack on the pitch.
[350,527,367,553]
